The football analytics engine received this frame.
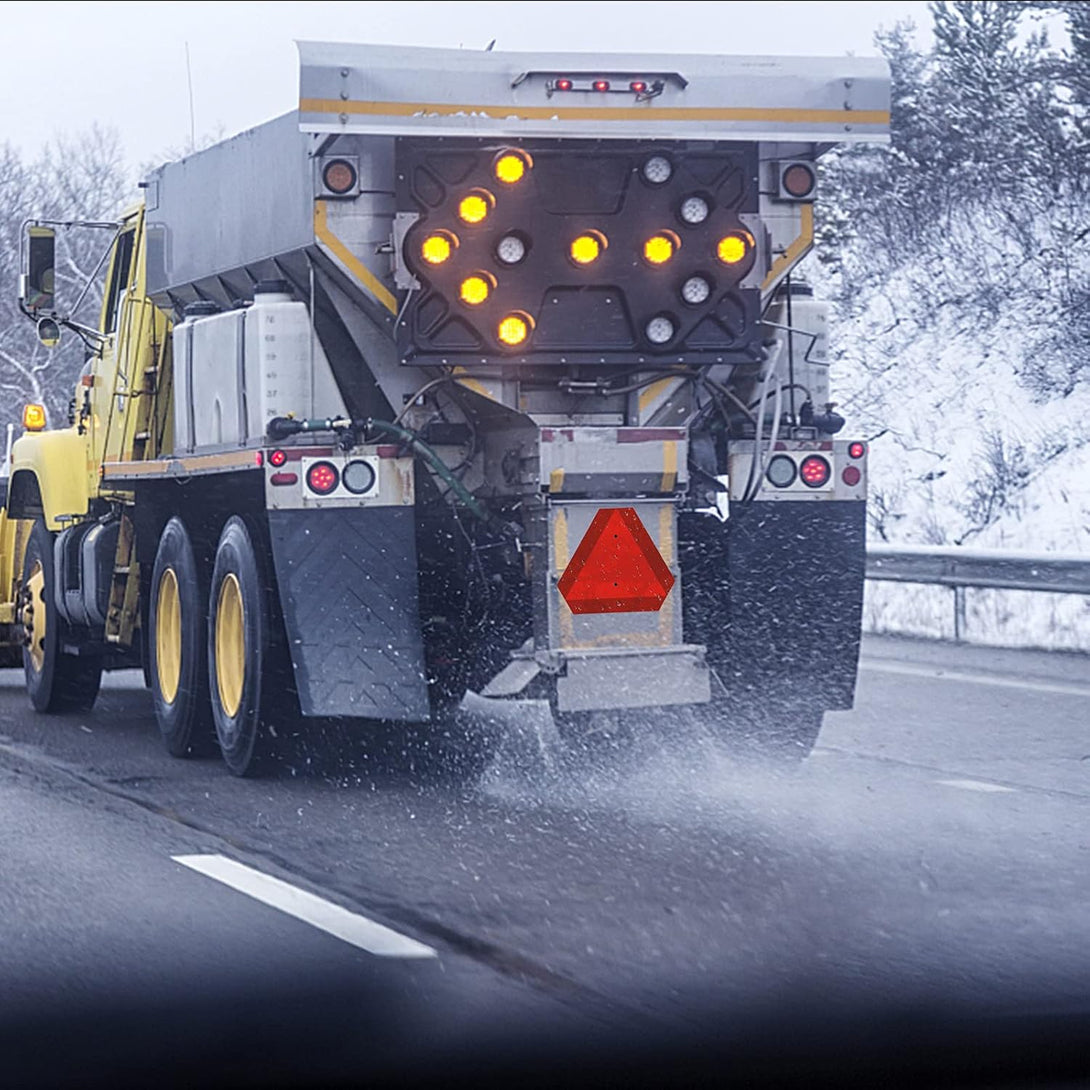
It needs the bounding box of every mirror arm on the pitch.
[68,227,121,317]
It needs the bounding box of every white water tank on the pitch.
[172,280,347,453]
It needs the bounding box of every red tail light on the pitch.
[799,455,831,488]
[848,441,866,459]
[269,449,288,468]
[306,461,340,495]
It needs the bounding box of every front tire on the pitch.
[149,517,216,757]
[20,519,103,713]
[208,517,276,776]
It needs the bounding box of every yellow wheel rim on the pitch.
[215,573,245,719]
[155,568,182,705]
[23,560,46,674]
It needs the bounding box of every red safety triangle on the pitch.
[558,506,676,615]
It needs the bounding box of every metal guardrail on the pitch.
[865,544,1090,641]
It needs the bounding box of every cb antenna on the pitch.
[184,41,196,150]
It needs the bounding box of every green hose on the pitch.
[366,418,491,525]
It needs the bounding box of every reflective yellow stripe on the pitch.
[300,98,890,127]
[637,377,678,415]
[101,449,257,478]
[451,366,497,402]
[661,440,678,493]
[761,203,814,293]
[549,468,565,494]
[313,200,398,315]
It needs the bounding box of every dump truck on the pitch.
[2,43,890,775]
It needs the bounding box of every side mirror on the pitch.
[36,316,61,348]
[20,224,56,315]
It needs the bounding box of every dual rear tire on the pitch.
[20,519,103,713]
[150,515,282,776]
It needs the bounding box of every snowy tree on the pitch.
[0,128,128,430]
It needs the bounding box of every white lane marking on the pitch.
[172,854,437,958]
[862,660,1090,700]
[936,779,1016,794]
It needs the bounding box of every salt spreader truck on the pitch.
[4,43,890,774]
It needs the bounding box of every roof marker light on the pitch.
[593,79,611,92]
[555,78,573,91]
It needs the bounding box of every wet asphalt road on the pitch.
[1,634,1090,1084]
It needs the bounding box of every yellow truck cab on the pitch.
[5,205,172,707]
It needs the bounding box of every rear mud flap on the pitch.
[267,507,429,720]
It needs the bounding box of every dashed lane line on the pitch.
[935,779,1017,794]
[172,853,438,959]
[861,660,1090,700]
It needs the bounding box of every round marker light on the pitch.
[570,232,605,266]
[643,234,676,265]
[495,152,528,185]
[458,190,493,225]
[849,441,866,459]
[717,234,749,265]
[269,449,288,468]
[766,455,797,488]
[322,158,357,195]
[496,234,527,265]
[782,163,816,199]
[630,80,648,93]
[642,155,673,185]
[555,78,573,91]
[799,455,831,488]
[680,195,710,225]
[681,276,711,305]
[498,313,531,347]
[421,232,455,265]
[645,316,675,345]
[306,461,340,495]
[459,274,492,306]
[343,459,378,496]
[593,79,611,92]
[842,465,862,487]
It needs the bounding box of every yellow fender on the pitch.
[8,428,92,530]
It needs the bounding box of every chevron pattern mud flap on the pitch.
[266,508,429,720]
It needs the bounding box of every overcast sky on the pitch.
[2,1,930,170]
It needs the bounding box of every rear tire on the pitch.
[208,517,277,777]
[149,517,216,757]
[20,519,102,714]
